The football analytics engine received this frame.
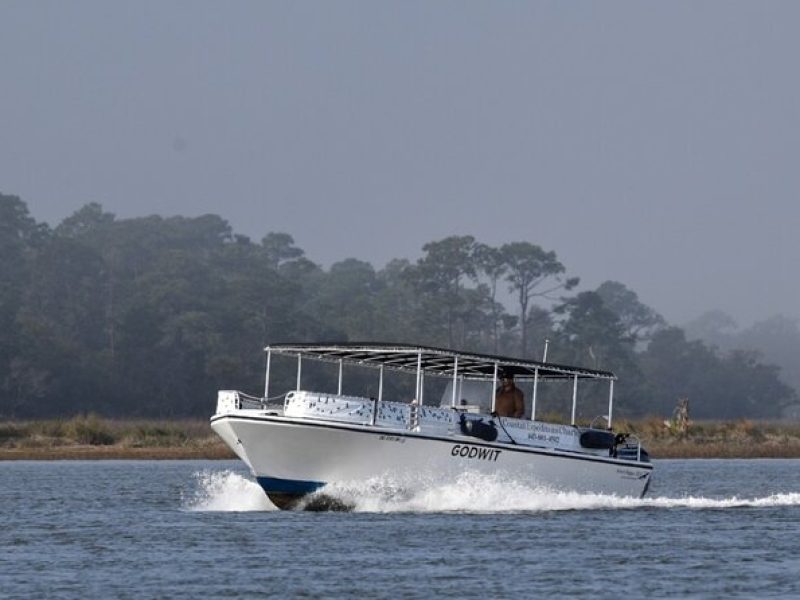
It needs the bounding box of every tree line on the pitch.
[685,310,800,410]
[0,193,796,419]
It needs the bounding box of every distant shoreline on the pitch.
[2,417,800,460]
[648,442,800,459]
[0,417,234,461]
[2,443,800,461]
[0,446,236,461]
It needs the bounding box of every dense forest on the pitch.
[1,192,796,420]
[685,310,800,403]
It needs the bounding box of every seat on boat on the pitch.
[459,413,498,442]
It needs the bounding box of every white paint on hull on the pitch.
[211,413,652,499]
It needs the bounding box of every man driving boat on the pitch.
[495,372,524,418]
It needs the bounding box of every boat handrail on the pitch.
[216,390,283,413]
[627,433,643,462]
[284,389,376,409]
[613,432,649,462]
[232,391,263,408]
[283,390,464,432]
[410,400,419,430]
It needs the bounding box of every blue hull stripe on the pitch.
[256,476,325,495]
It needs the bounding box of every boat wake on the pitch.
[185,469,800,513]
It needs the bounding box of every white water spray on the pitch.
[184,470,276,512]
[186,469,800,513]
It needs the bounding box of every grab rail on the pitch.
[231,391,263,409]
[217,390,287,413]
[614,433,647,462]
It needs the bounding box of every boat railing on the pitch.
[216,390,282,413]
[614,433,649,462]
[238,391,270,409]
[629,434,643,461]
[281,390,459,433]
[255,387,648,460]
[285,390,375,425]
[410,401,419,430]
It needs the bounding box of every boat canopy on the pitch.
[264,342,615,382]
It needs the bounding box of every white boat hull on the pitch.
[211,412,653,508]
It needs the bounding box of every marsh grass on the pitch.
[3,415,800,459]
[0,415,224,455]
[614,418,800,458]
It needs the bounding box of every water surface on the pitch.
[2,459,799,598]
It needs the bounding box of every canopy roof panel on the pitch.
[265,342,615,381]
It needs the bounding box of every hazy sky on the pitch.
[2,1,798,327]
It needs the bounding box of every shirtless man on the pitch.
[494,373,524,418]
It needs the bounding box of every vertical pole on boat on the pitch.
[608,379,615,428]
[451,355,459,408]
[264,348,271,400]
[531,367,539,421]
[337,359,343,396]
[412,351,422,430]
[373,365,383,426]
[491,363,498,413]
[571,373,578,425]
[296,354,302,391]
[415,351,422,402]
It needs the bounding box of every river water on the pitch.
[2,459,799,598]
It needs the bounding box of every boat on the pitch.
[210,343,653,509]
